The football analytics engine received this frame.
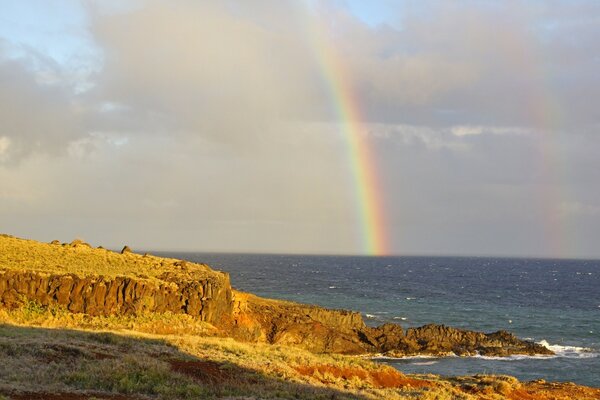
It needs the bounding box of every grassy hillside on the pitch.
[0,234,220,282]
[2,304,599,399]
[1,234,599,399]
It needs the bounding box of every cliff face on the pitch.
[0,235,232,325]
[0,234,552,358]
[0,269,232,325]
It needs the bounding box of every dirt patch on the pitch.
[91,351,116,360]
[507,381,600,400]
[455,377,600,400]
[294,364,433,389]
[169,359,241,384]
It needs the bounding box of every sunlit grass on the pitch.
[0,234,222,282]
[0,302,554,400]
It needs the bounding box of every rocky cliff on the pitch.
[229,291,552,356]
[0,235,232,325]
[0,234,552,357]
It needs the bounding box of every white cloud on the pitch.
[0,136,10,159]
[452,126,483,137]
[451,125,531,137]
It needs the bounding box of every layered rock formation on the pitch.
[0,234,553,357]
[0,235,232,325]
[229,291,552,357]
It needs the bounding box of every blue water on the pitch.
[157,253,600,387]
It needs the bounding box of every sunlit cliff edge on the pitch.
[0,233,598,400]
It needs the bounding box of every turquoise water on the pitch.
[159,253,600,387]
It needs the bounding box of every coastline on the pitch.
[1,234,598,399]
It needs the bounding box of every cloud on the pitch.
[85,1,330,147]
[0,136,10,159]
[1,1,600,257]
[0,52,87,163]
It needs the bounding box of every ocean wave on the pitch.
[375,353,551,362]
[371,341,598,362]
[538,340,599,359]
[411,360,439,366]
[474,354,556,361]
[372,354,444,361]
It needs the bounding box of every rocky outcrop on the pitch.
[0,269,232,325]
[361,323,553,357]
[228,292,553,357]
[0,233,553,358]
[229,291,368,354]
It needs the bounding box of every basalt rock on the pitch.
[0,269,232,325]
[0,235,232,326]
[0,233,554,358]
[361,323,553,357]
[229,293,553,357]
[229,291,367,354]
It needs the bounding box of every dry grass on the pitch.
[1,303,600,399]
[0,234,222,282]
[2,234,599,399]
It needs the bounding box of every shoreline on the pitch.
[1,233,598,398]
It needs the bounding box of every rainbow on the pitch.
[512,33,570,258]
[306,14,389,256]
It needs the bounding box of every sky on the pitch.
[1,1,599,258]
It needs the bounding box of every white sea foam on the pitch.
[372,354,444,361]
[328,286,337,289]
[474,354,556,361]
[412,361,439,366]
[365,314,377,319]
[373,343,598,363]
[538,340,599,359]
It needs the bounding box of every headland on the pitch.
[1,234,598,399]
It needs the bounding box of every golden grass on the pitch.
[5,303,598,400]
[2,235,599,399]
[0,234,223,283]
[2,303,600,399]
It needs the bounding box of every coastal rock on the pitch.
[230,291,367,354]
[0,235,233,325]
[0,234,554,358]
[229,293,553,357]
[374,324,553,357]
[0,269,233,325]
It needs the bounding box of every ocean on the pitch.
[157,253,600,387]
